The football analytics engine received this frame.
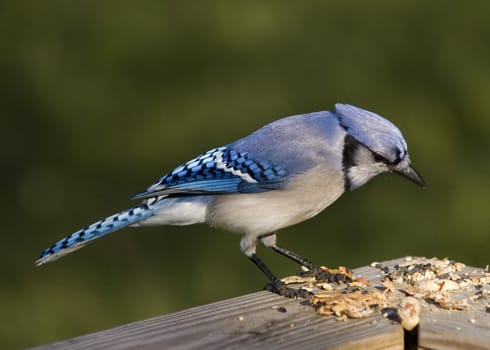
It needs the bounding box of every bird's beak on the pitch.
[394,163,426,188]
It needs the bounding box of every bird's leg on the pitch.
[270,243,316,269]
[265,240,351,284]
[248,254,311,298]
[242,233,310,298]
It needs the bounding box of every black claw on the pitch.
[317,271,352,283]
[301,267,352,284]
[265,281,312,299]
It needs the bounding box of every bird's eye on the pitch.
[373,153,385,163]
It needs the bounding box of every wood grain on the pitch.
[29,257,490,350]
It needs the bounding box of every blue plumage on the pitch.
[36,146,289,265]
[36,103,424,297]
[335,104,407,163]
[132,147,289,199]
[36,204,154,264]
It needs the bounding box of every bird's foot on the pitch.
[265,280,312,299]
[302,265,352,284]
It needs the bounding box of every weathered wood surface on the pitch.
[30,257,490,350]
[419,309,490,350]
[417,280,490,350]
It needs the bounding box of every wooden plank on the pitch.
[28,291,402,349]
[29,263,403,350]
[368,257,490,350]
[29,257,490,350]
[419,310,490,350]
[365,257,490,350]
[417,270,490,350]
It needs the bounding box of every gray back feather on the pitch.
[229,111,346,174]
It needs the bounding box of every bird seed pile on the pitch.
[282,257,490,330]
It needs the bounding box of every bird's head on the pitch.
[335,103,425,190]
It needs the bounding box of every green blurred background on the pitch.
[2,1,489,348]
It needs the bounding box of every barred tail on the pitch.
[35,204,154,266]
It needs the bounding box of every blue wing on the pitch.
[132,147,289,199]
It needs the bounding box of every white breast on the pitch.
[206,164,345,237]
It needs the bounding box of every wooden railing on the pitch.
[30,257,490,350]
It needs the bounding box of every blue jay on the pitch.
[36,104,424,296]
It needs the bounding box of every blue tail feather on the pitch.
[35,204,154,266]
